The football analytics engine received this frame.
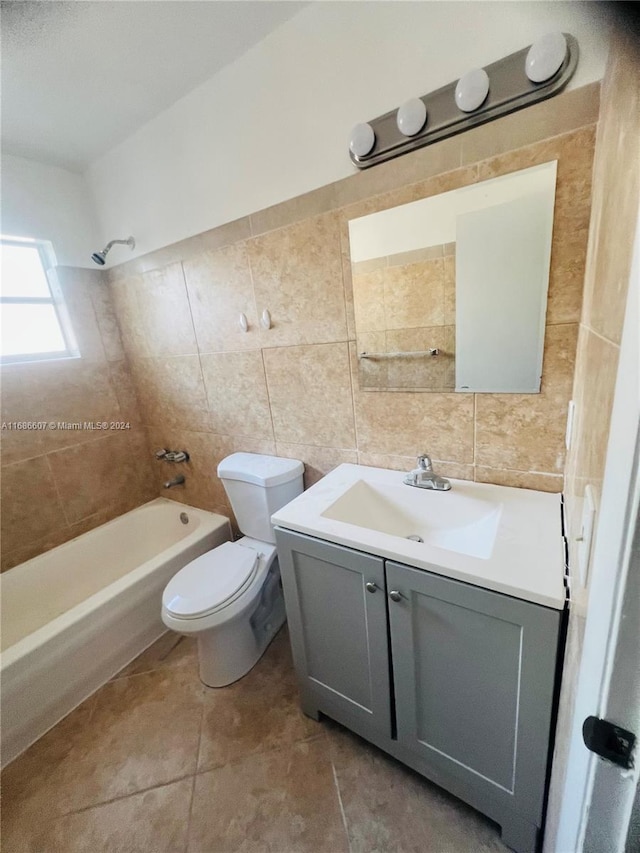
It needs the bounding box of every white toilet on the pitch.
[161,452,304,687]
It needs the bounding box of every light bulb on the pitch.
[396,98,427,136]
[455,68,490,113]
[525,32,568,83]
[349,123,375,158]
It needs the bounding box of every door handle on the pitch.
[389,590,403,602]
[365,582,378,593]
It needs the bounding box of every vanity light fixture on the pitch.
[455,68,490,113]
[349,33,577,169]
[396,98,428,136]
[349,123,376,157]
[525,32,569,82]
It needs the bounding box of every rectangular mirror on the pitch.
[348,160,557,393]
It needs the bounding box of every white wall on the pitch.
[87,1,610,261]
[1,154,100,268]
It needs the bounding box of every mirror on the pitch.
[348,161,558,393]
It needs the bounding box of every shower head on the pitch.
[90,236,135,266]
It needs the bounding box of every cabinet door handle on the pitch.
[389,590,403,602]
[365,581,378,593]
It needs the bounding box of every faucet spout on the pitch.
[404,453,451,491]
[164,475,185,489]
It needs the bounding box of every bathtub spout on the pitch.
[164,475,185,489]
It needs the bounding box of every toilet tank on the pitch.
[217,453,304,544]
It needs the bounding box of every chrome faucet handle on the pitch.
[155,448,168,460]
[417,454,433,471]
[165,451,190,463]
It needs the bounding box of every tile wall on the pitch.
[107,84,599,523]
[0,83,601,568]
[0,267,155,571]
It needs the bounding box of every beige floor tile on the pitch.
[2,665,204,822]
[3,620,530,853]
[112,633,197,680]
[1,696,98,843]
[188,739,349,853]
[197,628,320,773]
[327,722,510,853]
[24,778,193,853]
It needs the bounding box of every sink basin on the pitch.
[271,462,565,610]
[321,479,502,559]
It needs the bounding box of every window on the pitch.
[0,237,78,364]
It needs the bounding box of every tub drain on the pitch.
[406,534,424,543]
[180,512,189,525]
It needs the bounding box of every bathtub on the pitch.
[0,498,230,768]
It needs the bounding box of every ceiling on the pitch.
[1,1,306,171]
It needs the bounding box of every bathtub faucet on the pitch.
[155,449,190,463]
[164,475,186,489]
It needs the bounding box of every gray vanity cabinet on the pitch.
[275,528,564,853]
[386,561,561,852]
[275,529,392,739]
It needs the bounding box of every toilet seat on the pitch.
[162,541,259,620]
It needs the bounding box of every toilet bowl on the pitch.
[161,453,303,687]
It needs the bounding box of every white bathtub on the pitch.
[0,498,230,768]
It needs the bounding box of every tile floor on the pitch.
[1,628,511,852]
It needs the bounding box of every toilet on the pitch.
[161,452,304,687]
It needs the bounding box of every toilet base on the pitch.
[197,593,286,687]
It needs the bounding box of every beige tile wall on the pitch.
[0,267,156,571]
[544,35,640,853]
[105,84,600,523]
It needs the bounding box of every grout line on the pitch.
[582,323,622,349]
[184,772,198,853]
[245,240,262,342]
[346,342,360,455]
[259,347,278,445]
[44,453,74,528]
[194,732,325,780]
[181,261,213,435]
[56,772,197,819]
[472,392,477,476]
[185,698,207,852]
[332,763,352,853]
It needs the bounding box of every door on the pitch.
[386,561,562,825]
[275,528,392,739]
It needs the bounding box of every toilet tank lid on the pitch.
[217,452,304,487]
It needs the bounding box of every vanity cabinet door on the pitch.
[275,528,391,740]
[386,561,561,829]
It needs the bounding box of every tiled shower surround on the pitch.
[0,82,599,566]
[0,267,155,571]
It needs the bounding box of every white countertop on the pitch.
[272,463,566,610]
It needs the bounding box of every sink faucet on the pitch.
[404,454,451,491]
